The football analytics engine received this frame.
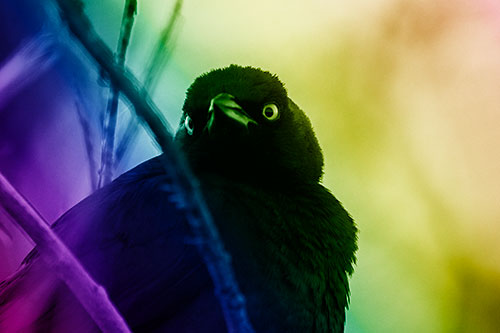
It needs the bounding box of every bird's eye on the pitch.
[184,115,194,135]
[262,103,279,121]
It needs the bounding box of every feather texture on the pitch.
[0,65,357,332]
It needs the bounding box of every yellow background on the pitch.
[84,0,500,331]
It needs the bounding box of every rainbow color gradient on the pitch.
[1,0,500,331]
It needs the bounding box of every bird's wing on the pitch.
[0,155,225,332]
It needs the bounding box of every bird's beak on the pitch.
[206,93,257,137]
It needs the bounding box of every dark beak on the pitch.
[206,93,257,136]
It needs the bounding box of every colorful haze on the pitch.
[1,0,500,332]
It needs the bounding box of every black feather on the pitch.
[0,65,357,332]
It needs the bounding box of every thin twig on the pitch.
[74,98,98,191]
[54,0,254,331]
[113,118,138,169]
[0,173,131,333]
[97,0,138,187]
[114,0,182,170]
[143,0,182,90]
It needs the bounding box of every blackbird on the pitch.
[0,65,357,332]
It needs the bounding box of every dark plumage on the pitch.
[0,65,357,332]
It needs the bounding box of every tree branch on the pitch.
[97,0,138,187]
[52,0,254,331]
[114,0,183,170]
[143,0,182,90]
[74,97,99,191]
[0,173,131,333]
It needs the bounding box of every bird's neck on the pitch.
[194,167,318,189]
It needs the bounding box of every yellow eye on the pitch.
[184,115,194,135]
[262,103,279,121]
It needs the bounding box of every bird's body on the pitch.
[0,65,357,332]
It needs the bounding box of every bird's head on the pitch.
[175,65,324,184]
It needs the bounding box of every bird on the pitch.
[0,65,357,332]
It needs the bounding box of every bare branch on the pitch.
[113,118,138,169]
[143,0,182,91]
[74,98,99,191]
[114,0,182,170]
[0,172,131,333]
[97,0,138,187]
[53,0,254,331]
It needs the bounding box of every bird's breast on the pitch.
[198,175,346,332]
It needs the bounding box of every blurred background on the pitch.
[1,0,500,331]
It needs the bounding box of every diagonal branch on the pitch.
[74,97,99,191]
[97,0,138,187]
[143,0,182,90]
[0,173,131,333]
[53,0,255,332]
[114,0,183,170]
